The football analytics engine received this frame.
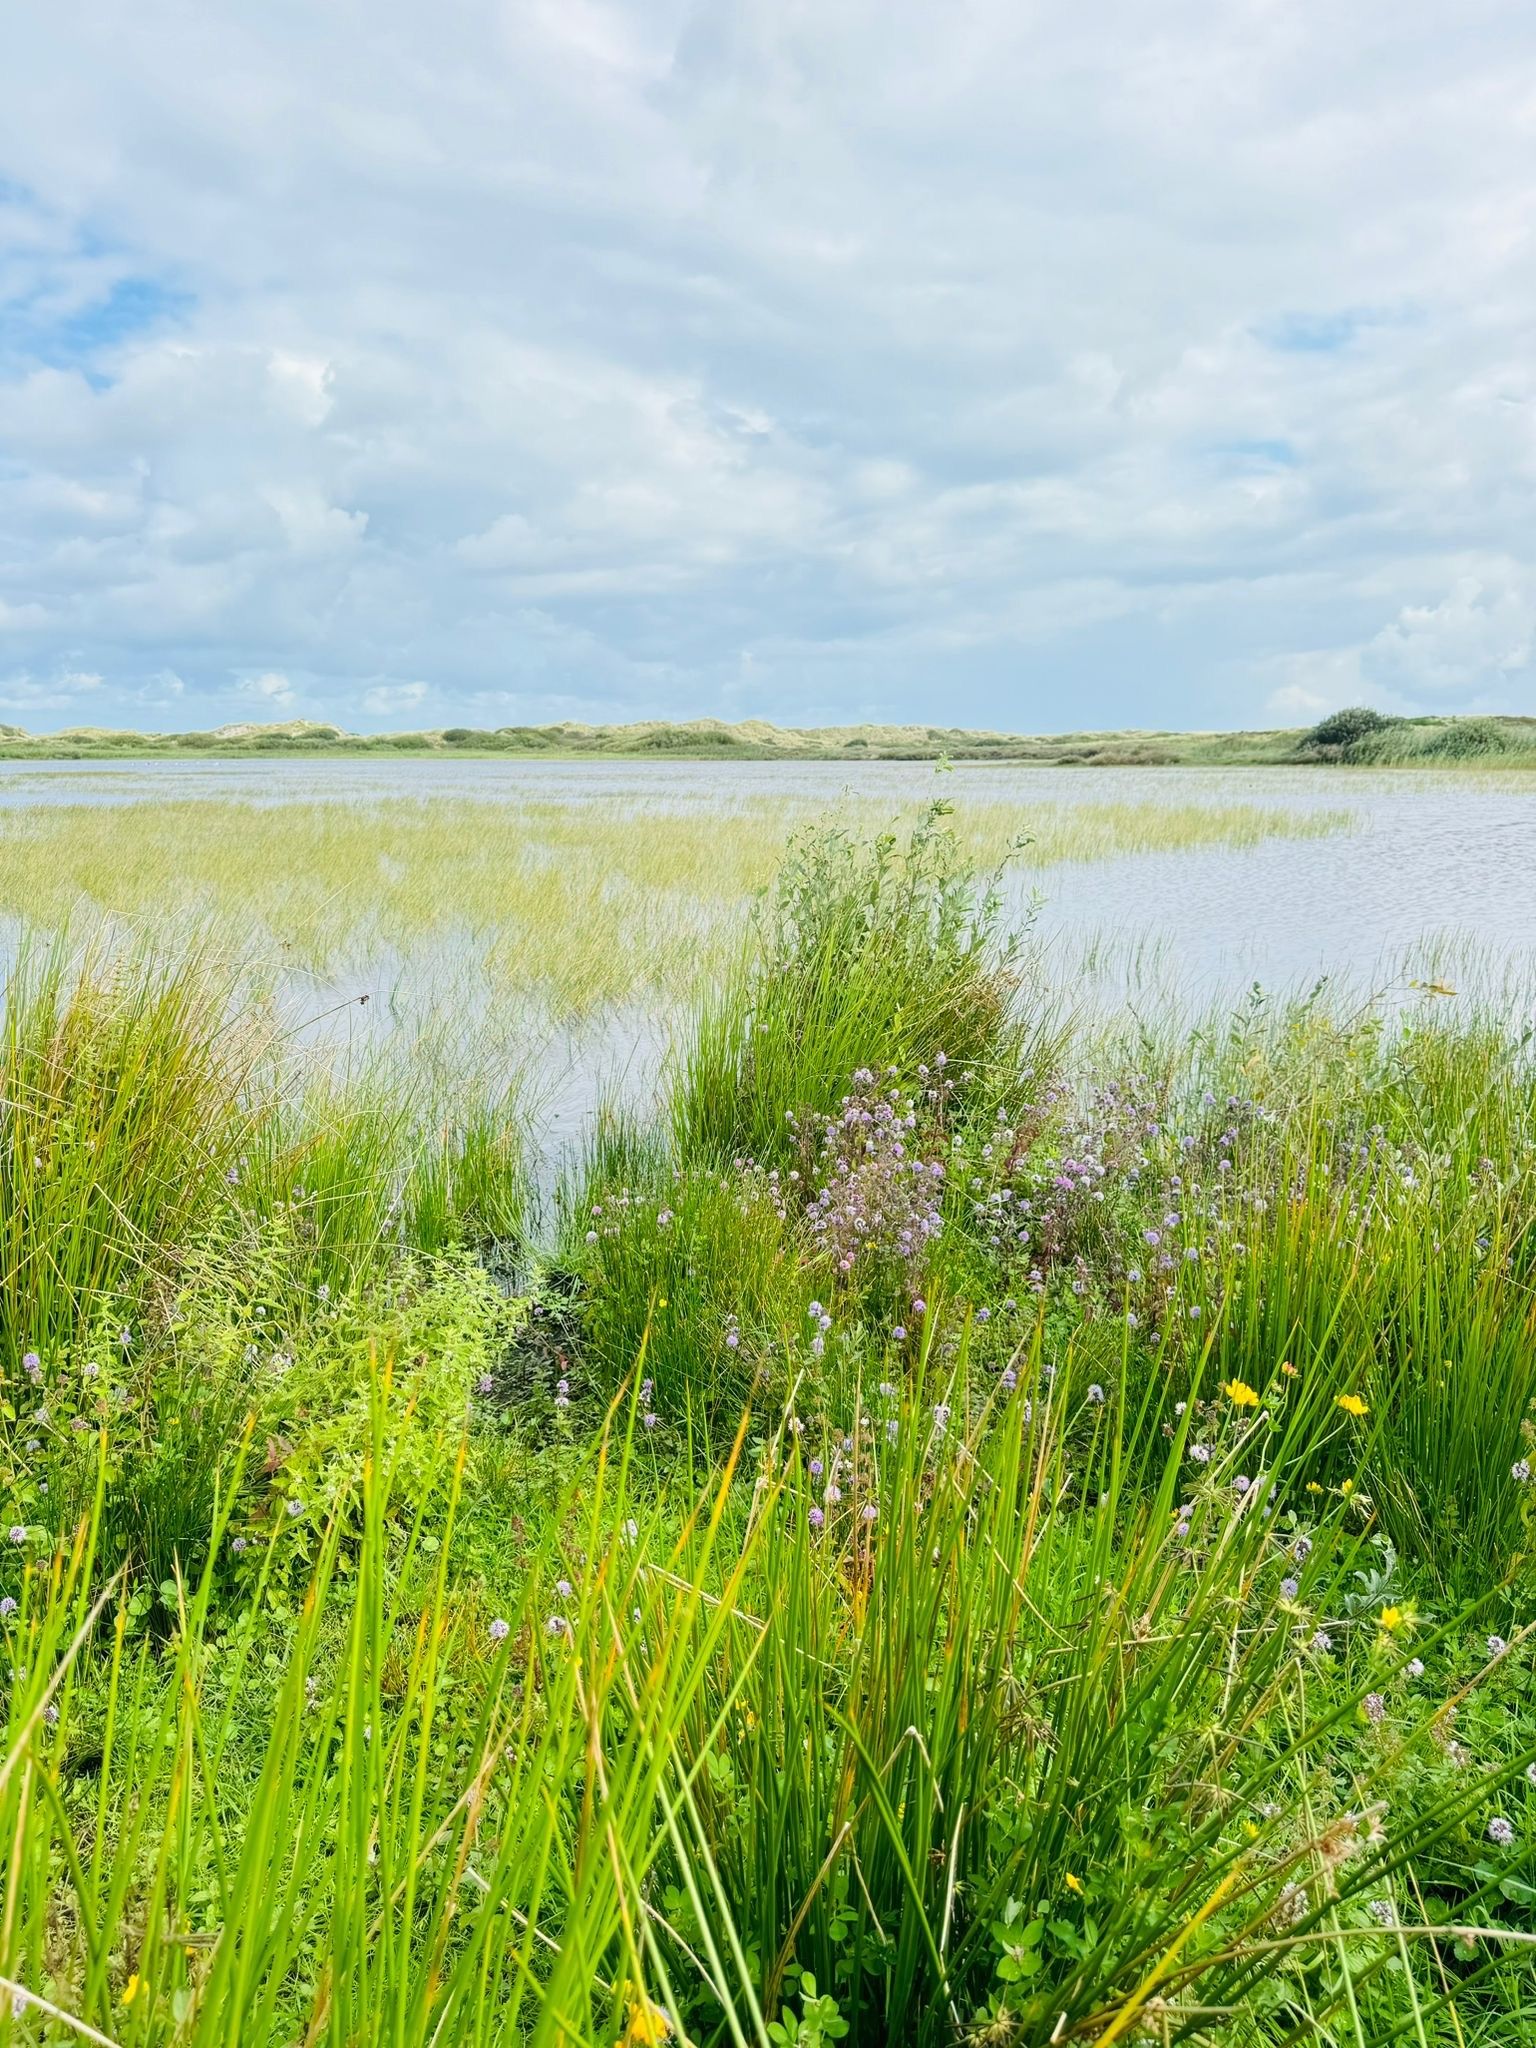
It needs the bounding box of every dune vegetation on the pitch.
[0,707,1534,764]
[0,801,1533,2046]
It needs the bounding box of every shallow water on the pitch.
[1,756,1531,999]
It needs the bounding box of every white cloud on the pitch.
[0,667,103,714]
[241,671,296,708]
[362,681,428,716]
[0,1,1534,728]
[1367,564,1535,693]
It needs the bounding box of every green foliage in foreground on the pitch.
[0,808,1534,2043]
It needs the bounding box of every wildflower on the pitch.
[476,1373,495,1395]
[1488,1817,1515,1847]
[1369,1898,1395,1927]
[1000,1368,1017,1391]
[860,1502,878,1524]
[1527,1762,1536,1786]
[487,1616,511,1643]
[809,1458,824,1478]
[1064,1872,1083,1894]
[1280,1360,1298,1377]
[545,1615,569,1638]
[879,1381,897,1399]
[121,1975,141,2009]
[1223,1379,1259,1408]
[808,1507,825,1529]
[1336,1393,1369,1419]
[932,1402,951,1431]
[724,1330,739,1349]
[823,1483,842,1505]
[1291,1535,1312,1562]
[1310,1629,1333,1653]
[1378,1606,1404,1633]
[643,1412,658,1430]
[230,1536,248,1554]
[1280,1576,1299,1600]
[0,1597,15,1617]
[555,1579,573,1599]
[1487,1635,1508,1658]
[911,1298,926,1315]
[7,1527,25,1546]
[620,1983,674,2046]
[1363,1693,1387,1726]
[1514,1459,1531,1483]
[1233,1474,1251,1496]
[891,1325,907,1342]
[1087,1383,1105,1405]
[1406,1656,1424,1677]
[21,1351,40,1376]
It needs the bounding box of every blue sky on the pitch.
[1,2,1534,735]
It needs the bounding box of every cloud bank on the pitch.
[1,0,1534,731]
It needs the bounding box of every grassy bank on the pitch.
[1,709,1534,765]
[1,810,1534,2045]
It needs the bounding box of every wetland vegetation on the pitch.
[0,788,1533,2046]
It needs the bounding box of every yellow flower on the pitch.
[1336,1393,1369,1418]
[621,1984,673,2046]
[656,1296,668,1309]
[1306,1481,1324,1495]
[1064,1872,1083,1894]
[1280,1360,1298,1378]
[1379,1605,1404,1632]
[121,1976,142,2009]
[1223,1379,1260,1408]
[1339,1479,1355,1496]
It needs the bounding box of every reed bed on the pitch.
[0,794,1350,1016]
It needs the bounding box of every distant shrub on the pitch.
[1422,717,1511,760]
[441,727,508,748]
[1300,705,1396,754]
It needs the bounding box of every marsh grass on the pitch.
[0,793,1351,1018]
[3,1349,1532,2048]
[0,938,254,1378]
[673,805,1047,1168]
[2,797,1535,2045]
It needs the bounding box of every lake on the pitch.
[0,756,1530,999]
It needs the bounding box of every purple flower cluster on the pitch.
[799,1074,946,1279]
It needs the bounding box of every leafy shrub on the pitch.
[1297,705,1398,755]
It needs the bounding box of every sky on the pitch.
[1,2,1534,736]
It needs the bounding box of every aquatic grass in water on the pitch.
[0,791,1352,1019]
